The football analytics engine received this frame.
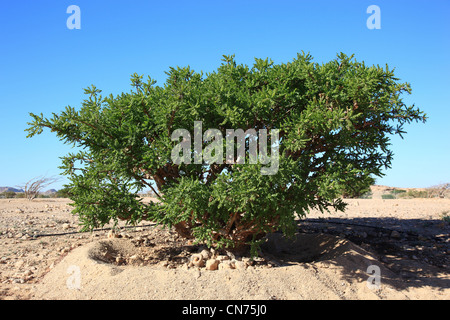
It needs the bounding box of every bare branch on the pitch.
[17,175,61,201]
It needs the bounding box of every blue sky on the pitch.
[0,0,449,190]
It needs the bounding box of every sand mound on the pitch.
[31,233,438,300]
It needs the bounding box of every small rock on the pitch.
[161,260,169,267]
[107,230,119,239]
[219,260,234,270]
[216,255,229,261]
[242,257,253,266]
[205,259,219,271]
[128,255,140,264]
[120,232,132,239]
[252,256,265,263]
[62,223,71,230]
[199,249,210,260]
[23,269,33,277]
[234,260,247,270]
[226,251,236,260]
[191,254,205,267]
[115,256,124,264]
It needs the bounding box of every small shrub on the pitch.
[406,189,428,198]
[18,176,60,201]
[359,191,373,199]
[26,52,426,253]
[440,210,450,223]
[427,183,450,198]
[56,187,73,198]
[1,191,16,199]
[382,194,395,199]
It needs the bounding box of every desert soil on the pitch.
[0,186,449,300]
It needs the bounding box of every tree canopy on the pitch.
[26,52,426,253]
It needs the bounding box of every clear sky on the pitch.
[0,0,449,190]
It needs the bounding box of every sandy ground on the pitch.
[0,187,449,300]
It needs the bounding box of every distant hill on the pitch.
[42,189,57,195]
[0,187,59,194]
[0,187,24,193]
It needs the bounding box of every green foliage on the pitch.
[382,194,395,199]
[341,174,375,198]
[1,191,17,198]
[56,186,73,198]
[385,188,407,199]
[359,191,372,199]
[26,53,426,253]
[441,211,450,223]
[405,189,428,198]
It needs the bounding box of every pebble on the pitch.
[21,234,30,240]
[23,269,33,276]
[234,260,247,270]
[199,249,210,260]
[242,257,253,266]
[107,230,119,239]
[216,255,230,261]
[205,259,219,271]
[191,254,205,267]
[226,251,236,260]
[218,260,234,270]
[120,232,132,239]
[115,256,124,264]
[128,255,139,262]
[60,247,70,254]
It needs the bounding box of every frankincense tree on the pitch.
[26,52,426,254]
